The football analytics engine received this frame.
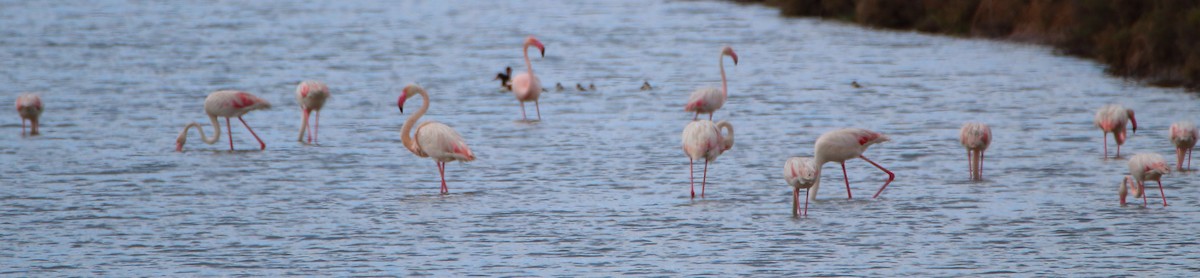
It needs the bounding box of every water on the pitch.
[3,0,1199,276]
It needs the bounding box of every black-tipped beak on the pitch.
[540,49,545,57]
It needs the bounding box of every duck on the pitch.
[494,67,512,91]
[851,80,862,88]
[641,81,652,91]
[576,83,587,92]
[555,82,565,92]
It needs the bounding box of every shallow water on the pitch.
[3,0,1200,276]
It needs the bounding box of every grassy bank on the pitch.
[746,0,1200,90]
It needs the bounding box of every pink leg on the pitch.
[708,113,713,121]
[301,109,311,144]
[689,159,695,198]
[861,155,896,199]
[1116,143,1121,158]
[1140,181,1148,206]
[841,162,852,199]
[792,187,799,216]
[1189,148,1193,169]
[535,100,541,120]
[803,189,809,216]
[967,149,972,179]
[21,119,26,135]
[1157,180,1168,206]
[238,116,265,150]
[979,151,985,180]
[701,159,709,198]
[438,161,448,194]
[313,109,319,144]
[226,117,234,150]
[1102,133,1108,157]
[520,102,527,120]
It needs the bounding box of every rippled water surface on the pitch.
[4,0,1200,276]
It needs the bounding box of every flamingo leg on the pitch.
[803,189,809,216]
[701,158,709,198]
[1102,133,1108,158]
[708,113,713,121]
[520,102,527,120]
[21,119,26,135]
[313,109,319,144]
[300,108,311,143]
[966,149,972,179]
[1190,148,1194,169]
[238,116,265,150]
[226,117,234,150]
[535,100,541,120]
[1157,180,1168,206]
[438,161,448,194]
[861,155,896,199]
[841,162,852,199]
[979,150,985,180]
[689,159,695,198]
[1140,181,1148,206]
[792,187,799,216]
[693,113,699,121]
[1178,148,1186,171]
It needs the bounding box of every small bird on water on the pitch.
[576,83,587,92]
[555,82,565,92]
[641,81,652,91]
[851,80,862,88]
[494,67,512,91]
[588,83,596,91]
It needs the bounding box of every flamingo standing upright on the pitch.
[296,80,330,144]
[1094,104,1137,158]
[1169,121,1197,171]
[681,120,734,198]
[784,157,818,216]
[510,36,545,120]
[960,122,992,180]
[806,128,895,201]
[176,90,271,151]
[398,84,476,194]
[15,93,43,136]
[684,46,737,121]
[1127,153,1170,207]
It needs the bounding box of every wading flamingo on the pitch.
[807,128,895,201]
[176,90,271,151]
[296,80,330,144]
[1128,153,1169,207]
[1169,121,1197,171]
[784,157,817,216]
[15,94,42,136]
[960,122,991,180]
[1094,104,1137,158]
[398,84,476,194]
[681,120,734,198]
[511,36,545,120]
[685,46,737,121]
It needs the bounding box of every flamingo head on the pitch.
[1126,109,1137,134]
[525,36,545,57]
[175,130,187,152]
[398,85,414,114]
[722,46,738,65]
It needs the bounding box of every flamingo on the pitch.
[510,36,545,120]
[296,80,330,144]
[15,93,43,136]
[175,90,271,151]
[1127,153,1170,207]
[1094,104,1137,158]
[784,157,817,216]
[1169,121,1197,171]
[807,128,895,201]
[1118,175,1132,206]
[684,46,737,121]
[960,122,992,180]
[398,84,476,194]
[681,120,734,198]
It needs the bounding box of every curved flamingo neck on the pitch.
[524,44,535,76]
[717,121,734,149]
[400,88,430,156]
[192,115,221,145]
[719,53,728,98]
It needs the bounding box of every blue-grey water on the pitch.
[3,0,1200,276]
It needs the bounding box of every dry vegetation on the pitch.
[745,0,1200,90]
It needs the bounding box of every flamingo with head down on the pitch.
[806,128,895,202]
[15,93,43,136]
[296,80,330,144]
[1169,121,1197,171]
[176,90,271,151]
[1094,104,1137,158]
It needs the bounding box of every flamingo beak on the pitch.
[731,52,738,65]
[398,89,408,114]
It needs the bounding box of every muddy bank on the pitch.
[745,0,1200,90]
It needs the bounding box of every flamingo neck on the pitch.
[719,54,728,98]
[177,115,221,150]
[524,44,535,76]
[400,88,430,156]
[808,165,823,202]
[717,121,734,150]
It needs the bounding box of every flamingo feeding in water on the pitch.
[1094,104,1137,158]
[806,128,895,201]
[175,90,271,151]
[398,84,476,194]
[681,120,734,198]
[1127,153,1170,207]
[510,36,545,120]
[784,157,817,216]
[296,80,330,144]
[685,46,737,121]
[15,93,43,136]
[960,122,991,180]
[1169,121,1197,171]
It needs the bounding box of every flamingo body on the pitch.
[784,157,817,216]
[296,80,330,144]
[960,122,991,180]
[176,90,271,151]
[1094,104,1137,157]
[1169,121,1197,171]
[684,46,737,121]
[399,84,475,194]
[681,120,734,198]
[15,94,43,135]
[511,36,545,120]
[1128,153,1169,207]
[808,128,894,201]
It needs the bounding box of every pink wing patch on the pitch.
[300,84,310,98]
[232,92,256,109]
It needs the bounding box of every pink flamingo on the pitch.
[296,80,330,144]
[398,84,476,194]
[1127,153,1170,207]
[1169,121,1197,171]
[15,93,43,136]
[510,36,545,120]
[960,122,992,180]
[684,46,737,121]
[681,120,734,198]
[1094,104,1137,158]
[807,128,895,201]
[784,156,817,216]
[175,90,271,151]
